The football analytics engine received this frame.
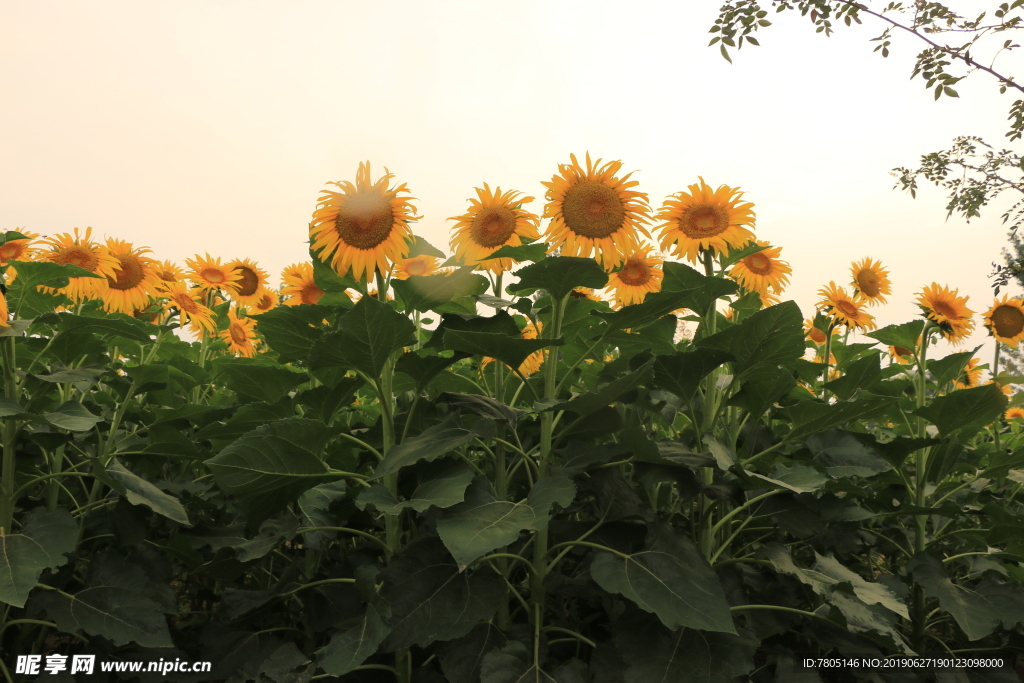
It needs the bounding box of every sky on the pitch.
[3,0,1023,368]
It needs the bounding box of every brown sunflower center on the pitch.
[201,268,226,284]
[678,204,729,239]
[173,293,201,314]
[233,266,260,296]
[157,269,178,282]
[257,294,274,310]
[992,304,1024,338]
[0,243,25,261]
[744,252,772,275]
[856,270,881,297]
[301,284,324,305]
[334,194,394,250]
[931,300,957,319]
[560,180,626,239]
[893,345,913,357]
[58,247,97,271]
[618,258,652,287]
[229,322,249,346]
[107,254,145,291]
[470,208,518,248]
[836,300,860,319]
[808,328,827,344]
[405,258,430,276]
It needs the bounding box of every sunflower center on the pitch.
[931,300,957,319]
[893,345,912,357]
[201,268,226,284]
[618,258,652,286]
[405,259,429,276]
[471,208,518,248]
[808,328,827,344]
[173,293,201,314]
[301,284,324,305]
[334,194,394,250]
[856,270,880,297]
[234,266,260,296]
[229,322,249,346]
[560,180,626,239]
[107,254,145,291]
[678,204,729,239]
[836,300,860,318]
[0,243,24,261]
[744,252,772,275]
[992,304,1024,338]
[158,269,177,282]
[59,247,97,271]
[257,294,274,310]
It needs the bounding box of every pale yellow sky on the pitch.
[3,0,1023,364]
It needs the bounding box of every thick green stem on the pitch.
[994,343,1002,454]
[1,336,18,532]
[912,324,933,651]
[698,250,720,560]
[821,322,835,402]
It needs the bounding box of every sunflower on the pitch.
[481,320,544,375]
[1005,406,1024,420]
[760,292,781,308]
[850,257,891,306]
[803,318,839,345]
[222,257,270,308]
[392,255,440,279]
[607,249,663,308]
[449,184,540,273]
[39,227,120,303]
[983,295,1024,347]
[281,263,324,306]
[186,254,241,294]
[153,260,187,286]
[917,283,974,345]
[89,239,162,314]
[816,281,876,331]
[954,358,984,390]
[655,177,756,263]
[541,153,651,268]
[0,230,39,268]
[813,351,841,380]
[220,307,259,358]
[250,286,279,313]
[310,161,421,282]
[729,241,790,295]
[160,281,216,335]
[569,288,602,302]
[888,345,915,364]
[0,290,9,328]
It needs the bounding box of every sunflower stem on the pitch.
[994,342,1002,454]
[1,336,18,533]
[912,322,934,652]
[699,249,720,561]
[821,321,835,402]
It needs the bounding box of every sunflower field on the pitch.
[2,154,1024,683]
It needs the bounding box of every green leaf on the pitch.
[252,304,329,362]
[484,241,548,264]
[0,397,30,419]
[189,516,298,562]
[425,311,521,349]
[378,536,504,650]
[866,320,924,350]
[6,259,102,289]
[439,625,509,683]
[907,553,1002,641]
[660,262,739,313]
[31,586,173,647]
[913,383,1007,437]
[296,377,363,423]
[44,401,102,432]
[749,463,828,493]
[928,349,979,388]
[0,509,77,608]
[297,481,349,550]
[310,296,415,376]
[392,268,489,312]
[545,357,654,416]
[653,349,734,402]
[784,397,897,445]
[506,257,608,300]
[396,350,470,393]
[358,465,475,514]
[407,235,447,259]
[438,393,526,428]
[442,330,562,372]
[806,430,893,478]
[590,522,735,633]
[316,599,391,676]
[216,358,308,404]
[437,476,575,570]
[479,641,557,683]
[374,414,494,479]
[727,366,795,421]
[823,351,882,400]
[33,366,107,385]
[697,301,804,377]
[37,311,154,343]
[592,290,699,332]
[104,460,191,525]
[310,247,361,293]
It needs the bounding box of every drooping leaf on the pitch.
[696,301,804,377]
[297,481,349,550]
[358,465,475,514]
[806,430,893,478]
[907,553,1002,641]
[310,296,416,375]
[378,536,504,651]
[507,256,608,300]
[866,320,925,351]
[590,522,735,633]
[913,383,1007,437]
[216,358,308,404]
[315,599,391,676]
[104,460,191,525]
[0,509,77,608]
[653,349,734,402]
[374,414,494,479]
[31,586,173,647]
[43,401,102,432]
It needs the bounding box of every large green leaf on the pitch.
[442,330,562,373]
[310,296,415,375]
[295,377,362,423]
[43,401,102,432]
[506,256,608,300]
[806,429,893,479]
[215,358,308,404]
[479,641,557,683]
[297,481,349,550]
[316,599,391,676]
[696,301,804,377]
[590,522,735,633]
[358,465,475,514]
[484,241,548,264]
[103,460,191,525]
[438,393,526,427]
[929,349,979,388]
[749,463,828,493]
[907,553,1002,641]
[592,290,699,332]
[0,509,77,607]
[37,311,154,343]
[252,304,330,361]
[425,311,521,350]
[374,414,494,479]
[660,262,739,313]
[653,348,734,402]
[396,349,470,393]
[6,259,102,290]
[437,476,576,570]
[783,397,897,445]
[31,586,173,647]
[913,383,1007,437]
[823,351,882,400]
[545,357,654,416]
[727,366,795,421]
[392,268,489,312]
[866,320,925,351]
[439,624,508,683]
[378,536,505,651]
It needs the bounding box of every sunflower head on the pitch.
[153,260,187,287]
[803,317,838,345]
[39,227,120,303]
[607,249,663,308]
[310,162,421,282]
[655,177,756,263]
[917,283,975,345]
[1005,406,1024,420]
[0,230,39,266]
[281,262,325,306]
[449,184,540,273]
[850,257,891,305]
[186,254,242,293]
[251,286,279,313]
[541,153,651,268]
[92,239,161,314]
[220,307,259,357]
[954,358,984,390]
[161,280,216,336]
[816,281,876,331]
[0,290,9,328]
[392,255,440,279]
[889,345,915,364]
[729,241,791,295]
[984,295,1024,347]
